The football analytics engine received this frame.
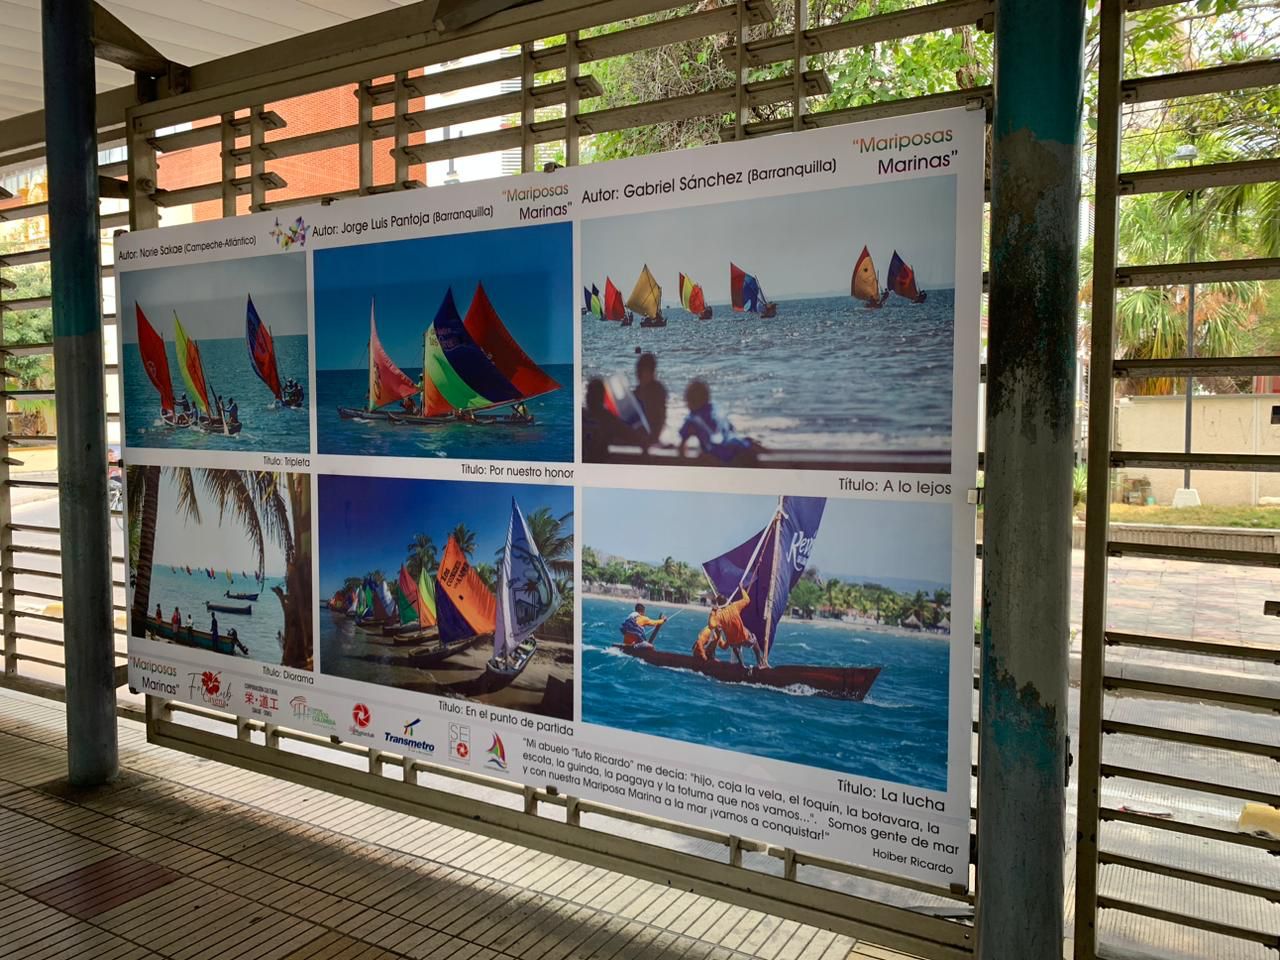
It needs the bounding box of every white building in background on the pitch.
[419,48,533,187]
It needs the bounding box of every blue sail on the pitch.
[431,287,523,403]
[742,274,762,313]
[702,496,825,654]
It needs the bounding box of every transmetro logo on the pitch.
[403,718,420,736]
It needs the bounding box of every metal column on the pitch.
[977,0,1085,956]
[41,0,118,784]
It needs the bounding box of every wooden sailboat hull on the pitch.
[141,617,247,656]
[487,638,537,680]
[225,591,259,601]
[407,634,477,665]
[614,645,880,700]
[206,601,251,615]
[760,303,777,318]
[639,316,667,328]
[698,308,713,320]
[336,407,534,427]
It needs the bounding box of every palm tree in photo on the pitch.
[451,523,477,559]
[128,466,312,669]
[474,562,497,592]
[524,507,574,579]
[405,533,437,580]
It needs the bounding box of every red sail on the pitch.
[135,304,175,412]
[367,301,418,410]
[887,251,924,301]
[462,282,560,399]
[603,277,626,321]
[689,283,706,315]
[730,262,747,311]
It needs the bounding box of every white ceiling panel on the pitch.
[0,0,419,123]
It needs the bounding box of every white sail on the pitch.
[494,499,560,659]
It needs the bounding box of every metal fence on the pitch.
[1077,1,1280,958]
[0,1,997,957]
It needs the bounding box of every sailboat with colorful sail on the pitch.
[337,283,561,427]
[416,534,497,665]
[851,246,889,309]
[678,273,713,320]
[135,304,192,427]
[383,563,441,639]
[173,313,242,435]
[617,496,881,700]
[488,499,560,681]
[627,264,666,327]
[583,284,604,319]
[886,251,927,303]
[246,294,304,408]
[603,277,627,324]
[729,263,777,318]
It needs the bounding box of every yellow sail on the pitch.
[852,246,880,302]
[626,264,662,319]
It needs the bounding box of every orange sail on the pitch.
[851,246,881,303]
[435,534,497,643]
[603,278,625,321]
[367,300,418,410]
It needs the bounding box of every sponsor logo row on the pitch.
[130,656,509,772]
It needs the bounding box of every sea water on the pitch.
[122,335,311,453]
[581,292,956,453]
[581,597,950,791]
[316,363,574,462]
[142,565,291,665]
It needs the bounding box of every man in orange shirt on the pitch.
[694,586,769,669]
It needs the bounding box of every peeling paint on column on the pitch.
[978,0,1084,957]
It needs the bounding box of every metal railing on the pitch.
[1076,1,1280,957]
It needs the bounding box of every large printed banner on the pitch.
[120,107,983,889]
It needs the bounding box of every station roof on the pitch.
[0,0,418,122]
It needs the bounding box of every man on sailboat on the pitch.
[619,603,667,647]
[695,584,770,669]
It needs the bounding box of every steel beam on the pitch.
[41,0,118,786]
[978,1,1083,958]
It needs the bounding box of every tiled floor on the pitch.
[0,688,918,960]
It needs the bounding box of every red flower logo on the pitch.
[352,703,371,728]
[200,672,221,696]
[455,742,469,760]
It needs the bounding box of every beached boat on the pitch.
[225,590,260,601]
[246,294,304,408]
[355,578,395,630]
[336,284,560,426]
[886,251,927,303]
[851,246,889,309]
[136,305,243,435]
[383,563,438,636]
[487,499,558,681]
[206,601,251,615]
[730,263,777,318]
[142,616,249,656]
[627,265,666,328]
[618,495,882,699]
[603,277,626,322]
[678,272,713,319]
[435,533,498,666]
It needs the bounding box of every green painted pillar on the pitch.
[42,0,119,784]
[978,0,1085,955]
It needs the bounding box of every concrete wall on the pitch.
[1113,393,1280,506]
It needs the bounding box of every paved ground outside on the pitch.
[0,687,909,960]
